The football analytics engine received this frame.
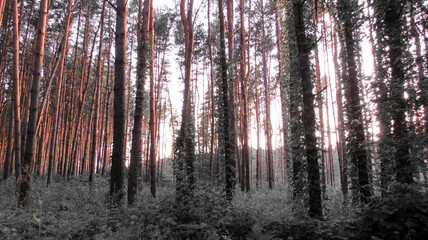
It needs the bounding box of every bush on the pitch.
[357,182,428,240]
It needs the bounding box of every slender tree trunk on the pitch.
[69,3,92,178]
[47,0,73,186]
[207,0,215,181]
[275,0,291,186]
[374,0,412,185]
[325,79,335,186]
[260,0,274,189]
[102,11,114,177]
[226,0,238,191]
[81,23,101,175]
[218,0,236,200]
[0,0,6,29]
[3,103,13,181]
[110,0,128,203]
[384,1,412,184]
[102,89,112,176]
[410,5,428,176]
[293,0,322,218]
[338,0,371,202]
[129,0,149,204]
[89,0,106,186]
[254,44,261,187]
[370,5,392,195]
[175,0,196,204]
[312,0,326,195]
[19,0,48,207]
[9,0,20,182]
[239,0,250,192]
[148,1,156,198]
[37,112,48,177]
[332,31,348,196]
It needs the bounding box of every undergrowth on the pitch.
[1,176,427,239]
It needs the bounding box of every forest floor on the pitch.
[1,175,427,240]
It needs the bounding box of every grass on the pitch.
[1,175,427,239]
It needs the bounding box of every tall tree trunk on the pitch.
[312,0,326,195]
[410,4,428,177]
[10,0,20,182]
[81,22,101,175]
[129,0,150,205]
[226,0,238,191]
[325,78,335,186]
[19,0,48,207]
[69,3,92,178]
[218,0,236,201]
[3,102,13,181]
[37,112,48,177]
[110,0,128,203]
[207,0,215,181]
[102,10,114,177]
[275,0,290,186]
[47,0,74,186]
[0,0,6,29]
[384,1,412,184]
[280,0,305,197]
[293,0,322,218]
[374,0,413,185]
[175,0,196,204]
[148,0,156,198]
[254,43,261,187]
[239,0,250,192]
[89,0,106,186]
[337,0,371,203]
[260,0,274,189]
[102,89,112,176]
[332,31,348,197]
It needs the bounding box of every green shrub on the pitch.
[357,182,428,240]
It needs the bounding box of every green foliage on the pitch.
[278,0,307,198]
[356,182,428,240]
[3,176,428,239]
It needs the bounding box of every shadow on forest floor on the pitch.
[1,176,428,239]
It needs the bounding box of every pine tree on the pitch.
[373,0,413,185]
[110,0,128,203]
[279,0,322,218]
[128,0,150,205]
[175,0,196,203]
[218,0,236,201]
[19,0,49,207]
[337,0,371,203]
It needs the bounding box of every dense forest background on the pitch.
[0,0,427,239]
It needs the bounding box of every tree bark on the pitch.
[129,0,150,205]
[374,0,413,185]
[293,0,322,218]
[110,0,128,203]
[148,0,156,198]
[10,0,20,182]
[89,0,107,186]
[0,0,7,29]
[207,0,215,181]
[47,0,74,186]
[3,102,13,181]
[260,0,274,189]
[175,0,196,204]
[337,0,371,202]
[332,31,348,197]
[384,0,412,184]
[19,0,48,207]
[218,0,236,201]
[239,0,250,192]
